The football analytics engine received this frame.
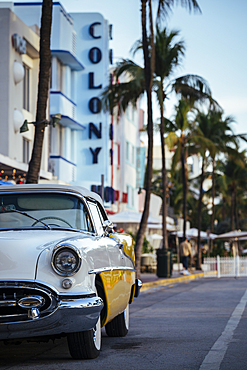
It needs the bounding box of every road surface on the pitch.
[1,277,247,369]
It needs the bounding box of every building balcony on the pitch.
[49,156,76,183]
[51,50,84,71]
[50,92,85,130]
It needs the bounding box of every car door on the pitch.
[87,201,129,323]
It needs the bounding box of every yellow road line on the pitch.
[141,272,205,292]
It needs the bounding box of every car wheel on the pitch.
[67,314,101,359]
[105,304,129,337]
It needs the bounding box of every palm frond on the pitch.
[171,74,221,110]
[101,59,145,113]
[157,0,201,24]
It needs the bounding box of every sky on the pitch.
[7,0,247,144]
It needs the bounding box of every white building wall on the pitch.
[153,145,173,171]
[124,106,138,211]
[0,2,144,214]
[52,5,74,52]
[15,2,84,184]
[111,96,143,213]
[0,5,51,181]
[14,2,75,56]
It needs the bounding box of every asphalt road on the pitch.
[1,277,247,370]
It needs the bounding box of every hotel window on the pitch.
[23,137,30,164]
[132,145,135,165]
[127,185,135,208]
[117,142,120,168]
[58,124,65,157]
[57,59,64,93]
[72,31,76,55]
[126,141,129,161]
[23,64,30,111]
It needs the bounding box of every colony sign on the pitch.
[72,12,112,187]
[88,22,103,164]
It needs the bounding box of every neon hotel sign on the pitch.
[88,21,110,165]
[88,21,117,203]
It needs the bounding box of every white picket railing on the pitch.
[203,256,247,278]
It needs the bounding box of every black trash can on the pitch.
[156,249,171,278]
[169,249,173,276]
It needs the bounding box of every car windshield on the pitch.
[0,192,94,232]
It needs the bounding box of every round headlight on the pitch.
[51,244,81,276]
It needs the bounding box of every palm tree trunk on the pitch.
[148,0,155,90]
[26,0,52,184]
[230,190,235,230]
[181,147,187,240]
[210,158,216,252]
[135,0,154,279]
[197,157,205,270]
[234,189,239,230]
[160,93,168,250]
[222,197,226,220]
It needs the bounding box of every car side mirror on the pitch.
[102,220,114,237]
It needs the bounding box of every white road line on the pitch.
[200,288,247,370]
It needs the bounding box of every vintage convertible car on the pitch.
[0,184,141,359]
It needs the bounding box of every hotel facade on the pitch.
[0,2,145,213]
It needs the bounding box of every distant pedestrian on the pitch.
[179,237,192,275]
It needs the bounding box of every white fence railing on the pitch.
[203,256,247,278]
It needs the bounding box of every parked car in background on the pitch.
[0,184,141,359]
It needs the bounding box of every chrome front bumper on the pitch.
[0,281,103,341]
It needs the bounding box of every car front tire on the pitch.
[105,304,129,337]
[67,314,101,359]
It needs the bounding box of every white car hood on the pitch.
[0,229,84,280]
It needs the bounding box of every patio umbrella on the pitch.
[172,228,215,240]
[147,233,163,250]
[148,223,176,231]
[109,210,160,224]
[147,233,163,240]
[214,230,247,240]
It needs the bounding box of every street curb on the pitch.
[141,272,205,291]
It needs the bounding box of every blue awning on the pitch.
[51,50,84,71]
[59,115,85,130]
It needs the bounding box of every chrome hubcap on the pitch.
[124,304,129,330]
[93,316,101,350]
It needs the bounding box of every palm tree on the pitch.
[134,0,155,280]
[133,26,187,250]
[192,110,247,262]
[197,111,247,236]
[221,150,247,231]
[137,1,201,273]
[103,0,201,278]
[166,99,193,239]
[154,27,185,250]
[192,111,217,268]
[198,111,236,242]
[26,0,53,183]
[103,40,211,278]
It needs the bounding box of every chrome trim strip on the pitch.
[0,296,104,339]
[0,279,95,298]
[122,250,135,269]
[0,300,16,307]
[135,279,142,298]
[108,235,135,269]
[88,267,136,275]
[0,281,55,297]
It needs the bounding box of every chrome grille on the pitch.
[0,282,58,323]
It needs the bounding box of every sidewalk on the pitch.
[140,270,205,292]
